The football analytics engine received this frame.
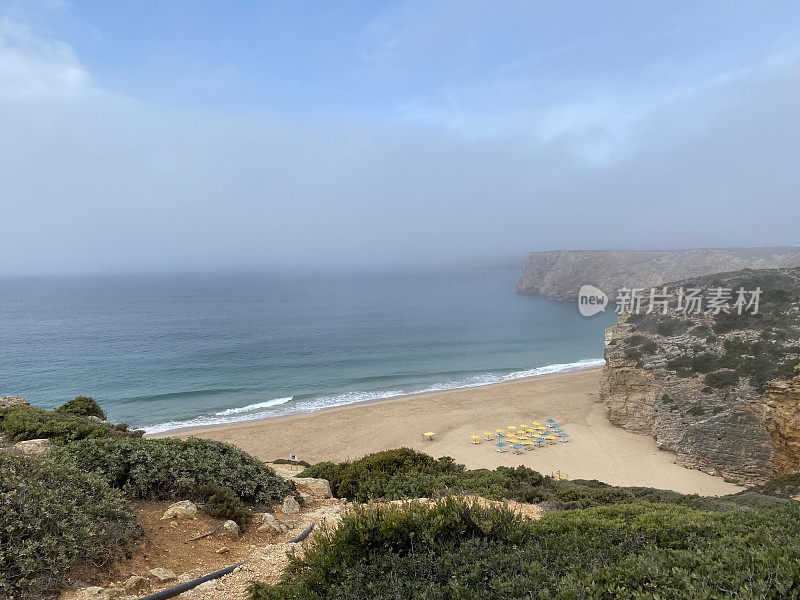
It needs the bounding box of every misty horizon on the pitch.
[2,2,799,276]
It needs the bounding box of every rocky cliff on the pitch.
[600,268,800,484]
[516,247,800,300]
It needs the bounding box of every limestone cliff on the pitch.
[516,247,800,300]
[600,268,800,484]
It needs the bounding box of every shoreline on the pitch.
[152,360,604,437]
[161,367,743,496]
[143,358,605,435]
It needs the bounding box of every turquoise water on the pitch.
[0,267,615,432]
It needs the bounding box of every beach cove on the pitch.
[161,367,742,496]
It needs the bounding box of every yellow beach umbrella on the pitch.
[470,435,480,439]
[520,423,529,429]
[495,428,505,433]
[532,421,540,426]
[507,425,517,430]
[422,432,435,440]
[546,435,555,440]
[523,440,533,445]
[518,435,528,440]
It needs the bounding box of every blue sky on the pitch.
[1,1,799,274]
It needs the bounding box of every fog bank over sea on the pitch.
[0,267,615,432]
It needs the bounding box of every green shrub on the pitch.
[296,450,775,512]
[271,457,312,468]
[748,473,800,499]
[0,453,142,600]
[248,499,800,600]
[656,317,689,336]
[190,484,254,530]
[51,437,292,505]
[54,396,106,420]
[687,404,705,416]
[0,407,111,444]
[705,369,740,389]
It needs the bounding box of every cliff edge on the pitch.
[516,247,800,300]
[600,268,800,484]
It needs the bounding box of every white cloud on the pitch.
[0,17,89,99]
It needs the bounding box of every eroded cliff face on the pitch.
[516,248,800,300]
[600,268,800,485]
[765,373,800,476]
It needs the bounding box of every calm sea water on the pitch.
[0,267,615,432]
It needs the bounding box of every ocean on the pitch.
[0,267,615,433]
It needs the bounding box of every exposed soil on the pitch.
[60,495,541,600]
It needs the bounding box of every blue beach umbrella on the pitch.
[496,442,506,448]
[546,419,556,424]
[556,432,569,437]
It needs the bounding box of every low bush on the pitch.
[51,437,293,505]
[248,498,800,599]
[687,404,705,416]
[297,450,779,511]
[54,396,107,420]
[705,369,740,389]
[189,484,254,530]
[272,457,312,468]
[748,473,800,499]
[0,453,142,600]
[0,407,111,444]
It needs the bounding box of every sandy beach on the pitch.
[162,367,742,496]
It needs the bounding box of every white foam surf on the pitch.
[143,358,604,434]
[214,396,292,416]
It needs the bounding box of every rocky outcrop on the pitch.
[11,438,52,458]
[220,520,240,537]
[765,369,800,476]
[600,268,800,484]
[0,396,30,409]
[293,477,332,499]
[516,247,800,300]
[282,496,300,514]
[161,500,198,520]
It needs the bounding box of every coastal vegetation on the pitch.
[51,437,293,505]
[297,448,781,511]
[249,497,800,599]
[0,406,112,444]
[54,395,107,420]
[0,398,294,598]
[0,453,142,600]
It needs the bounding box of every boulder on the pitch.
[161,500,197,520]
[124,575,148,592]
[0,396,29,409]
[256,512,289,534]
[282,496,300,514]
[12,438,52,458]
[216,546,230,554]
[293,477,333,499]
[79,586,109,599]
[220,519,240,537]
[148,568,177,583]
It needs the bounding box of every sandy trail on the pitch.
[162,368,742,496]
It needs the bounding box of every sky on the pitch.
[0,1,799,275]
